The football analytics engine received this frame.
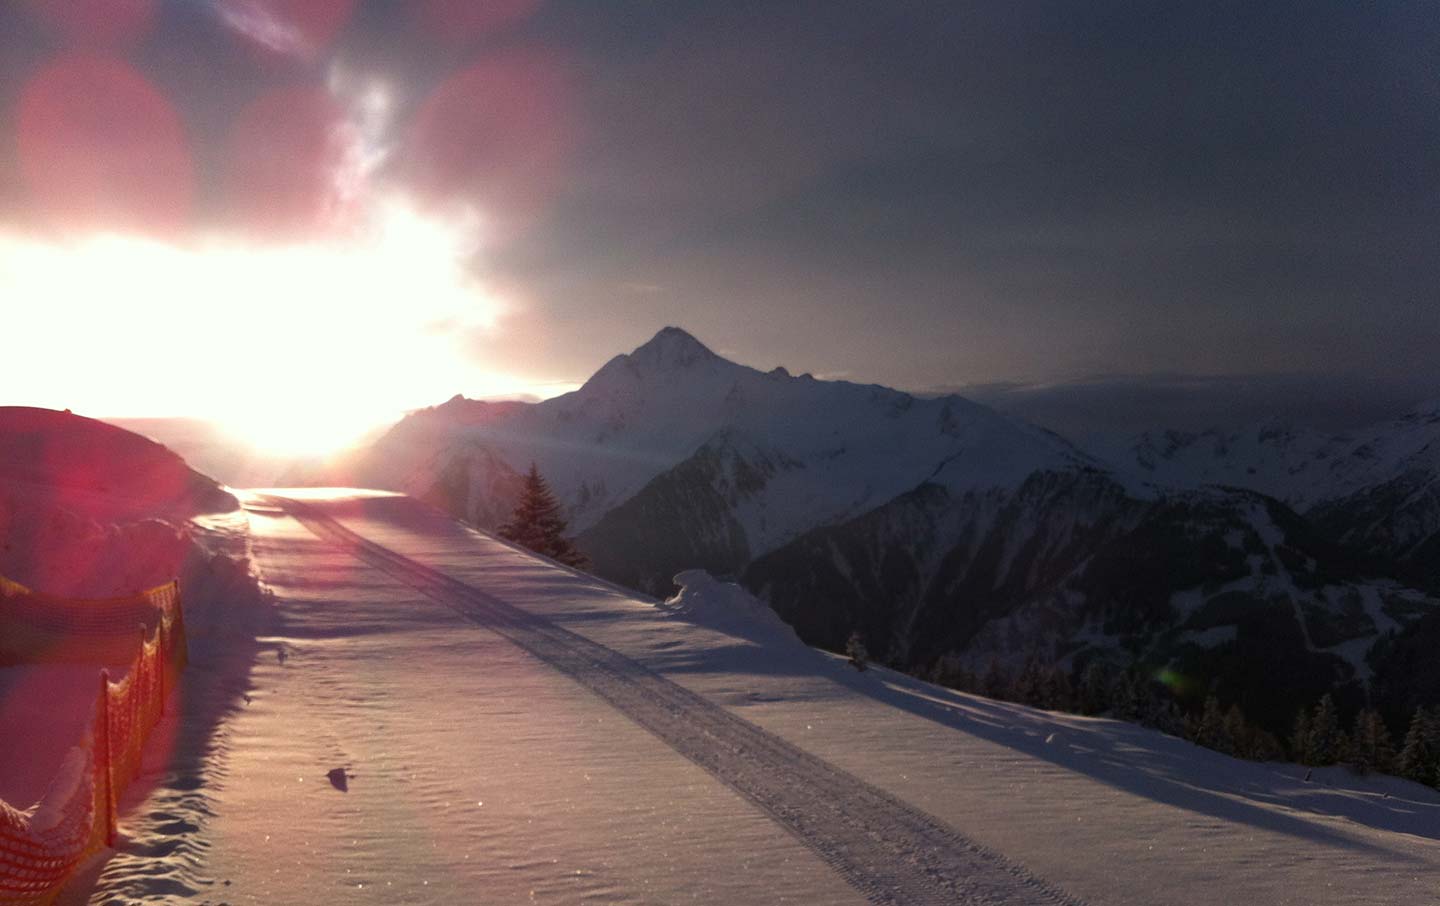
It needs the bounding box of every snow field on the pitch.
[328,493,1440,906]
[98,501,865,905]
[288,500,1082,905]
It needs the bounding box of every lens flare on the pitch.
[22,0,157,48]
[17,55,193,236]
[0,200,548,457]
[407,49,576,233]
[217,0,356,62]
[413,0,543,46]
[226,86,356,236]
[1155,667,1200,699]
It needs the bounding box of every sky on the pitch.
[0,1,1437,451]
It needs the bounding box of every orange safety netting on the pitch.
[0,577,186,667]
[0,577,186,905]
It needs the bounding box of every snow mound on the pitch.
[0,407,239,596]
[659,570,802,647]
[0,407,235,523]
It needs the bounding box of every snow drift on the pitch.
[658,569,803,649]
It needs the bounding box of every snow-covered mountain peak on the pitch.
[422,394,527,426]
[627,326,721,371]
[577,328,739,402]
[339,330,1110,556]
[1104,398,1440,517]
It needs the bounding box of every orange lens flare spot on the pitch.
[17,55,193,236]
[23,0,158,48]
[407,49,576,231]
[226,86,354,236]
[414,0,543,46]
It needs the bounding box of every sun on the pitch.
[0,199,543,457]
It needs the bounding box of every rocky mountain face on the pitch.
[331,330,1440,731]
[747,471,1432,730]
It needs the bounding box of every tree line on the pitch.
[497,465,1440,789]
[925,654,1440,788]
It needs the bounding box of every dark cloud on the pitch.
[955,372,1440,443]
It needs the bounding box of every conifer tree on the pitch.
[1222,703,1249,757]
[1307,695,1341,766]
[1398,708,1438,787]
[979,659,1010,700]
[1133,675,1168,731]
[1110,670,1142,722]
[1349,709,1396,776]
[954,666,977,693]
[1291,709,1313,765]
[927,656,974,692]
[845,631,870,671]
[1042,666,1074,712]
[1195,696,1228,753]
[1014,654,1046,707]
[924,660,947,686]
[1249,728,1285,763]
[1150,696,1186,738]
[498,463,589,568]
[1182,710,1201,742]
[1078,661,1112,715]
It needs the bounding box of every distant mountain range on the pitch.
[326,328,1440,731]
[1108,410,1440,587]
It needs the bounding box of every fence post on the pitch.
[97,669,115,847]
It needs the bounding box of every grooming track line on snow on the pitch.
[278,497,1084,906]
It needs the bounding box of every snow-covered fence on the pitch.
[0,577,187,905]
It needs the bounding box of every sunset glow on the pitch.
[0,200,564,456]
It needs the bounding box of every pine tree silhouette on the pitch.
[1013,653,1046,706]
[1350,709,1396,775]
[1398,707,1439,787]
[979,659,1009,700]
[1042,666,1074,712]
[499,463,589,569]
[1078,661,1112,715]
[1306,695,1341,766]
[1195,695,1228,752]
[1290,709,1313,764]
[845,631,870,672]
[1221,703,1249,757]
[1110,670,1142,722]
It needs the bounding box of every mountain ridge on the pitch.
[1105,404,1440,583]
[325,328,1440,732]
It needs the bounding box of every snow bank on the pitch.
[0,407,239,598]
[658,570,803,648]
[0,411,267,823]
[0,498,193,598]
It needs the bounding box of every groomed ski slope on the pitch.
[81,490,1440,905]
[283,497,1079,906]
